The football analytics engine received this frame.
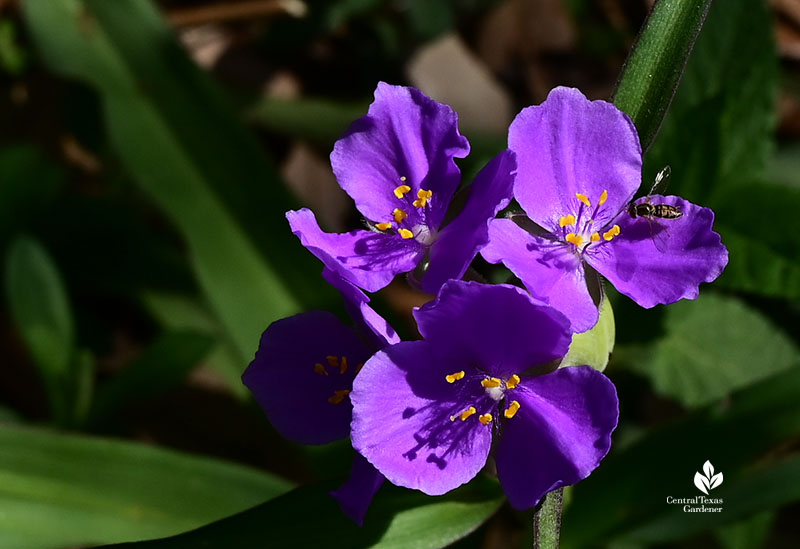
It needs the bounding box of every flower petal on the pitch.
[242,311,372,445]
[509,87,641,232]
[413,279,572,378]
[496,366,618,509]
[322,267,401,350]
[420,150,516,294]
[330,453,385,525]
[287,208,424,293]
[588,195,728,308]
[481,219,599,332]
[351,341,492,496]
[331,82,470,229]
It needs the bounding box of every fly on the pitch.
[626,166,681,251]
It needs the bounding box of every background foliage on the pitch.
[1,0,798,547]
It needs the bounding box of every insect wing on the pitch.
[646,165,672,197]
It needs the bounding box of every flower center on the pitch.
[445,371,522,425]
[373,175,435,244]
[558,190,621,252]
[313,354,362,405]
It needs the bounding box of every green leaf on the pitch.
[561,294,615,371]
[89,331,215,425]
[22,0,333,364]
[629,293,799,408]
[4,235,75,423]
[612,0,713,152]
[561,366,800,546]
[714,511,775,549]
[103,478,503,549]
[0,424,292,548]
[643,0,777,201]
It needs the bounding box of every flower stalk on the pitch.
[533,489,563,549]
[612,0,713,153]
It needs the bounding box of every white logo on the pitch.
[693,460,723,495]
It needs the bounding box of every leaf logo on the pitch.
[694,460,723,495]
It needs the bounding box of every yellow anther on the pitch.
[506,374,521,389]
[504,400,521,419]
[446,371,465,383]
[413,189,433,208]
[576,193,591,207]
[481,377,502,389]
[559,214,576,227]
[565,233,584,246]
[393,208,408,223]
[328,389,351,405]
[394,185,411,198]
[340,356,348,375]
[314,363,328,376]
[598,189,608,205]
[460,407,477,421]
[591,232,601,242]
[326,355,339,367]
[479,413,493,425]
[603,224,621,241]
[398,228,414,239]
[375,222,392,231]
[400,176,407,182]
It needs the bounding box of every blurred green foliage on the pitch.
[0,0,797,547]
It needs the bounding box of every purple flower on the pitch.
[243,269,397,524]
[287,82,515,295]
[350,280,618,510]
[482,87,729,332]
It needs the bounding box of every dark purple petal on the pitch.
[322,268,401,350]
[350,341,493,495]
[496,366,618,509]
[242,311,371,445]
[481,219,599,333]
[287,208,424,293]
[331,82,470,230]
[509,87,641,232]
[330,453,385,525]
[588,195,728,308]
[420,150,516,294]
[413,280,572,378]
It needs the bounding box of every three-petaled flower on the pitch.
[288,82,515,295]
[482,87,728,332]
[350,280,618,509]
[243,268,397,523]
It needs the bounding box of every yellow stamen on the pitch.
[481,377,502,389]
[445,371,465,383]
[603,224,621,241]
[565,233,584,246]
[559,214,576,227]
[328,389,351,405]
[375,222,392,231]
[394,185,411,198]
[393,208,408,223]
[591,232,601,242]
[413,189,433,208]
[398,228,414,239]
[576,193,591,207]
[314,363,328,376]
[400,176,407,182]
[460,407,477,421]
[598,189,608,205]
[506,374,521,389]
[326,355,339,367]
[504,400,521,419]
[479,413,493,425]
[340,356,348,375]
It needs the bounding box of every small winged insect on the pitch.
[626,166,682,251]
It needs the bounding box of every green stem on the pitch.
[612,0,713,153]
[533,488,563,549]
